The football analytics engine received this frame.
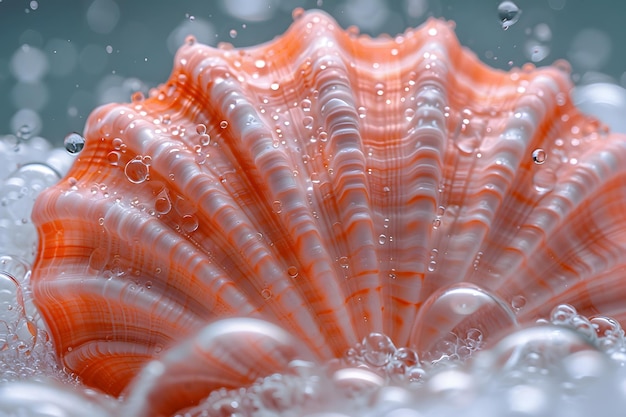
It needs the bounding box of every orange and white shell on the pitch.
[31,8,626,406]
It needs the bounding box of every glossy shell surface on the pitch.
[31,9,626,400]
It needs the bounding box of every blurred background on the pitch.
[1,0,625,145]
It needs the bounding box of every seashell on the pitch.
[31,8,626,409]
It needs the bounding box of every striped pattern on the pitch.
[31,9,626,407]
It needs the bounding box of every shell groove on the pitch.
[31,10,626,399]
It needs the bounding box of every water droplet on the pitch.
[378,234,387,245]
[533,168,556,193]
[287,266,298,278]
[270,82,280,91]
[272,200,282,214]
[498,1,521,30]
[261,288,272,300]
[154,190,171,215]
[124,159,149,184]
[107,151,121,166]
[197,134,210,147]
[532,148,546,164]
[300,98,312,111]
[375,82,384,96]
[229,29,237,38]
[195,123,206,135]
[180,214,198,233]
[220,120,228,129]
[339,256,349,268]
[63,132,85,154]
[511,295,527,311]
[427,260,437,272]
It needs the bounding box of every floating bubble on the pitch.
[497,1,521,30]
[64,132,85,154]
[86,0,120,34]
[10,44,48,82]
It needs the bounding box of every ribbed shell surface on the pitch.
[31,11,626,396]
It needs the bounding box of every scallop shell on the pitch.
[32,8,626,405]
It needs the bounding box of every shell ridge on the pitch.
[207,75,359,356]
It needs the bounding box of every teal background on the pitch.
[0,0,624,145]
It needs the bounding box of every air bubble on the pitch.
[498,1,521,30]
[362,333,396,367]
[124,159,149,184]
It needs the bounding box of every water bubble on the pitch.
[362,333,396,367]
[411,283,517,359]
[220,120,229,129]
[124,159,149,184]
[63,132,85,154]
[550,304,577,324]
[229,29,238,39]
[498,1,521,30]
